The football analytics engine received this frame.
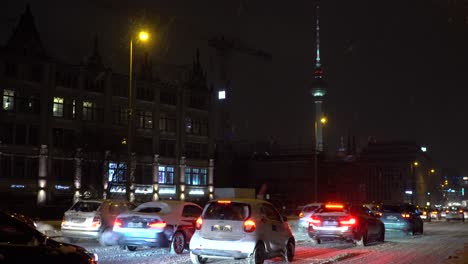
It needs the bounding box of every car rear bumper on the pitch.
[114,231,169,247]
[189,233,256,258]
[61,228,100,239]
[308,226,357,241]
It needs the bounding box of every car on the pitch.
[0,210,98,264]
[112,200,203,254]
[297,202,322,232]
[445,206,465,222]
[430,208,441,220]
[419,208,431,222]
[307,202,385,246]
[380,203,423,235]
[189,198,295,264]
[61,199,136,245]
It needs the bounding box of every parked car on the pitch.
[307,202,385,246]
[380,203,423,235]
[445,206,465,222]
[297,202,322,232]
[189,198,295,264]
[61,199,136,245]
[0,210,98,264]
[112,200,203,254]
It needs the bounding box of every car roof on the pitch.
[136,200,201,210]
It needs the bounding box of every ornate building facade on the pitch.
[0,6,215,207]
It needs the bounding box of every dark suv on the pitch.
[379,203,423,235]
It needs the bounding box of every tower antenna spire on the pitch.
[315,2,321,69]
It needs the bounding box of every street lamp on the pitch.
[410,161,419,205]
[314,116,327,202]
[126,30,150,202]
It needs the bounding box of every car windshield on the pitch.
[203,202,250,220]
[70,201,101,212]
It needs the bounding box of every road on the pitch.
[40,219,468,264]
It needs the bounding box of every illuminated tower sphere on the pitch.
[310,3,327,152]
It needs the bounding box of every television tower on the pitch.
[310,2,327,152]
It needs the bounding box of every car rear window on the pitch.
[303,205,320,213]
[70,201,101,212]
[203,202,250,220]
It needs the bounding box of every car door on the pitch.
[180,204,203,240]
[261,203,289,252]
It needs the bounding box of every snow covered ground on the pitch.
[36,219,468,264]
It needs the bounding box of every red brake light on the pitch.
[195,217,203,230]
[114,219,122,228]
[340,217,357,226]
[243,219,256,232]
[309,216,321,225]
[325,204,344,209]
[217,200,231,204]
[92,216,101,227]
[148,220,167,229]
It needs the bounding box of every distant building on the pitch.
[0,5,215,208]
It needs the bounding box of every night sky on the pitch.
[2,1,468,174]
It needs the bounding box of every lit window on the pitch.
[53,97,64,117]
[218,90,226,100]
[158,166,174,184]
[83,101,94,120]
[185,117,192,133]
[2,89,15,111]
[72,100,76,118]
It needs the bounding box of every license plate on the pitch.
[386,216,397,220]
[72,218,85,223]
[212,224,232,232]
[323,221,337,226]
[127,222,143,228]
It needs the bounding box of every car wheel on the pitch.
[310,237,321,245]
[283,238,295,263]
[355,229,368,246]
[127,245,137,251]
[190,251,207,264]
[248,242,266,264]
[171,231,186,254]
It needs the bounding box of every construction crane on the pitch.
[208,35,272,86]
[208,35,272,142]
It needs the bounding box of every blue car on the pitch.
[380,203,423,235]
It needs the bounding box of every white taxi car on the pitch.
[189,198,295,264]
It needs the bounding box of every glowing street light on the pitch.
[127,30,150,202]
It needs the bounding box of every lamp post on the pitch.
[126,30,149,202]
[314,116,327,202]
[411,161,419,205]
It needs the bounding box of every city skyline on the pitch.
[2,1,467,174]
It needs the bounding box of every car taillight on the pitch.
[423,211,427,215]
[148,220,167,229]
[61,216,66,226]
[309,216,321,225]
[92,216,101,227]
[243,219,256,232]
[195,217,203,230]
[401,213,410,218]
[340,217,357,226]
[299,212,304,218]
[114,219,122,228]
[459,209,464,214]
[446,210,449,214]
